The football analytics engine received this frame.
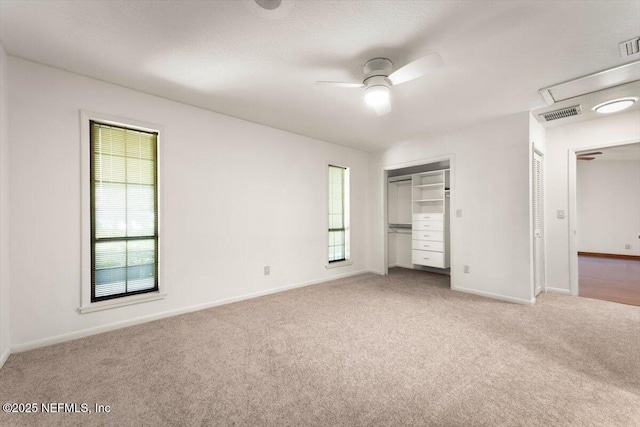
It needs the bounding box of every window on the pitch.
[90,121,159,302]
[328,165,350,263]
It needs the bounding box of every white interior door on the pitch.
[533,151,545,296]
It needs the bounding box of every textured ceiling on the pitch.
[1,0,639,151]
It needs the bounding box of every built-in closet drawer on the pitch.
[412,250,445,268]
[412,231,444,241]
[412,240,444,252]
[413,220,444,231]
[412,213,444,221]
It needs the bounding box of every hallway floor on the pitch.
[579,255,640,306]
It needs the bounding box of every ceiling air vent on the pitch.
[540,105,582,122]
[619,37,640,58]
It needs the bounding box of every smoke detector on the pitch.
[243,0,295,19]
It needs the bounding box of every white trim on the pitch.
[546,287,571,295]
[382,154,454,171]
[80,110,166,312]
[325,260,353,269]
[0,347,10,370]
[12,269,375,353]
[451,285,536,305]
[568,149,579,296]
[383,168,389,275]
[79,292,167,314]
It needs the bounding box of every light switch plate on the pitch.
[557,210,565,219]
[456,209,462,218]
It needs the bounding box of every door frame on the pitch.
[568,138,640,296]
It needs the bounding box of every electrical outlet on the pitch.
[625,244,632,250]
[264,266,270,276]
[463,265,470,274]
[456,209,462,218]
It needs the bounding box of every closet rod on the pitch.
[388,177,412,183]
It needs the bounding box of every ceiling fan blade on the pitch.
[316,81,365,88]
[577,156,595,161]
[577,151,603,156]
[388,52,443,86]
[373,99,392,116]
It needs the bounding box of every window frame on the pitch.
[326,163,351,268]
[80,111,166,313]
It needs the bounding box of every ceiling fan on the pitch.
[577,151,603,161]
[316,53,443,116]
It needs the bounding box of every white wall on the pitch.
[0,43,10,365]
[545,110,640,292]
[369,112,534,304]
[8,56,370,350]
[577,159,640,256]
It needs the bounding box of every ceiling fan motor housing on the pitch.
[363,58,393,88]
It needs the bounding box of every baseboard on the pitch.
[12,269,375,353]
[0,347,10,371]
[451,285,535,305]
[545,287,571,295]
[578,251,640,261]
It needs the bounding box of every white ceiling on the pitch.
[1,0,639,151]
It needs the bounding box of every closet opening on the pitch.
[384,159,453,281]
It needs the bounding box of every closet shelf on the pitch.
[414,198,444,203]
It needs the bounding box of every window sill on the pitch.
[325,260,353,269]
[79,292,167,314]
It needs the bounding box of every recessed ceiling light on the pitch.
[593,97,637,114]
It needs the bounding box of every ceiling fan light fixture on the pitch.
[364,85,390,108]
[593,97,637,114]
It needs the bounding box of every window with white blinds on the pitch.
[90,121,159,302]
[328,165,350,263]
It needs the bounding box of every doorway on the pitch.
[572,143,640,306]
[382,156,454,280]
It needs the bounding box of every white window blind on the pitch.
[90,121,159,301]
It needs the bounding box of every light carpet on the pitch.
[1,268,639,426]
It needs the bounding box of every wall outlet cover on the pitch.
[456,209,462,218]
[625,244,632,250]
[463,265,470,273]
[264,266,270,275]
[557,210,566,219]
